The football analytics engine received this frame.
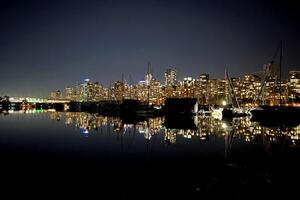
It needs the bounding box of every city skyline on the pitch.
[3,67,300,107]
[1,0,300,97]
[1,1,300,198]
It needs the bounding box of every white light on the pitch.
[222,123,227,129]
[83,129,89,134]
[211,108,223,120]
[222,100,227,106]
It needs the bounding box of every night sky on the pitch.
[0,0,299,97]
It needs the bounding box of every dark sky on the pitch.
[0,0,299,97]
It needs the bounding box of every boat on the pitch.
[250,41,300,127]
[120,99,160,116]
[251,105,300,127]
[221,70,250,119]
[163,98,198,116]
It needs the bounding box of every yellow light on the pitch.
[222,123,227,129]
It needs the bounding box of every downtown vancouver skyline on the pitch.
[0,0,300,97]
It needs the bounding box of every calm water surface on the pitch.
[0,110,300,199]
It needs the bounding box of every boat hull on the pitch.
[250,107,300,127]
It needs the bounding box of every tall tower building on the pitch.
[145,62,153,86]
[165,68,177,86]
[82,79,94,102]
[195,74,209,104]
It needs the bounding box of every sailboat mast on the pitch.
[279,40,282,106]
[122,73,124,101]
[147,62,151,107]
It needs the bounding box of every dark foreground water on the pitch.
[0,110,300,199]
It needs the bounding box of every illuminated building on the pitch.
[93,81,102,101]
[208,79,227,105]
[65,87,74,100]
[230,77,241,100]
[149,79,162,105]
[264,76,278,105]
[145,71,153,86]
[165,68,177,86]
[114,81,125,101]
[50,90,62,99]
[74,79,94,102]
[289,71,300,102]
[241,75,254,99]
[85,79,94,102]
[102,87,110,101]
[75,82,84,101]
[194,74,209,104]
[58,68,300,106]
[180,77,195,98]
[123,83,132,100]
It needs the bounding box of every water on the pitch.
[0,110,300,199]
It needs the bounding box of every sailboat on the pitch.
[221,70,249,119]
[250,41,300,127]
[120,63,162,122]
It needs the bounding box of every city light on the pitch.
[222,100,227,106]
[38,69,300,107]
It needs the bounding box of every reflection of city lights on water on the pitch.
[80,128,89,137]
[37,112,300,146]
[211,108,223,120]
[222,123,227,129]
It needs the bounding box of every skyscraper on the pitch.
[114,81,125,101]
[195,74,209,104]
[165,68,177,86]
[181,77,195,98]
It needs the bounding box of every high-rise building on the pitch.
[75,82,84,101]
[74,79,94,102]
[114,81,125,101]
[65,87,74,100]
[85,79,94,102]
[181,77,195,98]
[264,76,278,105]
[145,72,153,86]
[195,74,209,104]
[149,79,162,105]
[289,71,300,101]
[207,79,227,105]
[93,82,102,101]
[238,75,263,107]
[165,68,177,86]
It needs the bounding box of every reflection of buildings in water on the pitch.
[65,112,73,126]
[227,117,300,147]
[64,112,111,133]
[164,129,176,144]
[49,112,62,121]
[49,112,300,146]
[80,128,89,137]
[135,118,163,140]
[290,126,300,145]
